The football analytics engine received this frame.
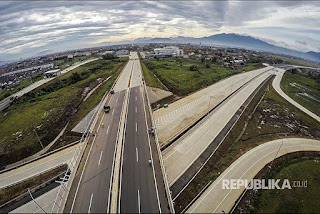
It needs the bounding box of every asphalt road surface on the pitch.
[68,91,125,213]
[65,55,134,213]
[65,52,168,213]
[119,53,169,213]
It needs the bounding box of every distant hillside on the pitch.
[133,33,320,63]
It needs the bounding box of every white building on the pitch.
[44,69,61,78]
[154,46,184,56]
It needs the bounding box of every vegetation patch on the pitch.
[141,57,263,96]
[281,71,320,116]
[0,58,128,168]
[174,77,320,212]
[249,157,320,213]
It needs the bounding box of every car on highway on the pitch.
[104,105,111,113]
[110,90,114,94]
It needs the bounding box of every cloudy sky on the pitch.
[0,1,319,62]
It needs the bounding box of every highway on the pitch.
[66,55,134,213]
[64,52,168,213]
[163,69,274,187]
[187,138,320,213]
[153,66,273,147]
[119,53,169,213]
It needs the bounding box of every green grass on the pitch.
[272,55,319,67]
[140,60,166,90]
[281,71,320,116]
[174,77,320,212]
[251,159,320,213]
[0,57,128,168]
[55,56,90,69]
[141,57,263,96]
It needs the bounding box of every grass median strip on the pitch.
[173,77,320,212]
[281,71,320,116]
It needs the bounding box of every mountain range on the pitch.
[132,33,320,63]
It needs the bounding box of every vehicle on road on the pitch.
[110,90,114,94]
[104,105,111,113]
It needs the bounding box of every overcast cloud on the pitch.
[0,1,319,61]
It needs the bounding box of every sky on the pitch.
[0,1,319,62]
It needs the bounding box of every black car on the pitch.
[110,90,114,94]
[104,105,111,113]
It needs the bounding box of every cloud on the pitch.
[0,1,319,61]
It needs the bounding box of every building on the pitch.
[154,46,184,57]
[115,50,128,56]
[44,69,61,78]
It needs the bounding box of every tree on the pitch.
[102,53,116,60]
[206,63,210,68]
[201,57,205,63]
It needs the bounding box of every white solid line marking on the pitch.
[135,96,137,101]
[107,125,110,134]
[135,106,137,113]
[88,194,93,213]
[136,122,138,132]
[98,151,103,166]
[116,98,118,102]
[112,109,115,115]
[137,190,141,214]
[136,148,139,162]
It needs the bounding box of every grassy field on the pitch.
[272,55,319,67]
[141,57,263,96]
[0,57,128,168]
[281,71,320,116]
[0,164,67,206]
[55,56,90,69]
[174,77,320,212]
[0,74,43,101]
[251,159,320,213]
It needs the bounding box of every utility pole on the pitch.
[28,188,47,213]
[268,137,285,171]
[34,129,44,149]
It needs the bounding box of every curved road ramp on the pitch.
[187,138,320,213]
